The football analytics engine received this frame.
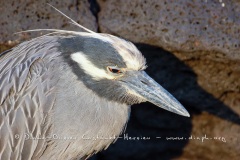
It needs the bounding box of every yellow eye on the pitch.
[107,66,123,74]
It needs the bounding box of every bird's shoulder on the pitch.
[0,36,60,104]
[0,37,59,159]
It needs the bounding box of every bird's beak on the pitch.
[121,71,190,117]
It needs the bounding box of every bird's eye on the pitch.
[107,66,123,74]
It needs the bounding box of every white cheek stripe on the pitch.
[71,52,115,80]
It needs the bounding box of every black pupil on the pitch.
[111,68,120,73]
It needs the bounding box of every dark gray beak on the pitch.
[121,71,190,117]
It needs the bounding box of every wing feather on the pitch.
[0,37,59,160]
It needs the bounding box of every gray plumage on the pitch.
[0,30,189,159]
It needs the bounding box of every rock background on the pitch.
[0,0,97,52]
[0,0,240,159]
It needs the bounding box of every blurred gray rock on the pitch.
[98,0,240,61]
[0,0,97,49]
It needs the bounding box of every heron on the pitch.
[0,7,189,160]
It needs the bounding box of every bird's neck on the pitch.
[46,66,130,158]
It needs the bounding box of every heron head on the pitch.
[59,33,190,117]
